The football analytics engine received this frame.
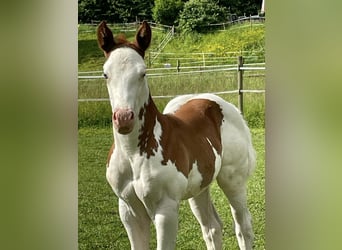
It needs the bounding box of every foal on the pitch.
[97,21,256,250]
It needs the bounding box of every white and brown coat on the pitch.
[98,21,256,250]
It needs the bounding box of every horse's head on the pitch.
[97,21,151,135]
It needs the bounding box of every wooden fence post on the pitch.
[237,56,244,115]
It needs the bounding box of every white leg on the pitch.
[118,198,151,250]
[188,188,223,250]
[228,190,254,250]
[154,198,180,250]
[217,178,254,250]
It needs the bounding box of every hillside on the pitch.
[78,23,265,71]
[165,24,264,55]
[78,23,168,71]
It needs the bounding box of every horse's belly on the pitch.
[182,156,222,200]
[181,163,204,199]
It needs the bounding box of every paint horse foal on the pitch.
[98,21,256,250]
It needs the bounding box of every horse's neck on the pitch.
[139,94,161,130]
[114,94,162,155]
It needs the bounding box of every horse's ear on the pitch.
[135,21,151,52]
[97,21,115,57]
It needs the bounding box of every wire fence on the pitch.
[78,21,174,34]
[78,56,265,115]
[147,50,264,68]
[78,16,264,34]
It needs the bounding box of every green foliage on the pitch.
[152,0,184,26]
[78,0,154,23]
[163,23,265,58]
[178,0,228,33]
[218,0,262,17]
[78,0,262,24]
[200,24,265,54]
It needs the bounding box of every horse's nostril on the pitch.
[113,109,134,122]
[113,109,135,134]
[113,111,118,121]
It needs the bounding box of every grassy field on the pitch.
[78,70,265,128]
[78,23,265,128]
[78,23,264,71]
[78,127,265,249]
[78,22,265,249]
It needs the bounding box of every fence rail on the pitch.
[78,56,265,115]
[78,16,264,33]
[150,26,174,64]
[78,61,265,77]
[147,50,264,68]
[207,15,265,30]
[78,21,174,34]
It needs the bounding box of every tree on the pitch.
[152,0,185,26]
[217,0,262,17]
[178,0,227,33]
[78,0,154,23]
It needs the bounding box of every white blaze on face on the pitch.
[103,48,149,116]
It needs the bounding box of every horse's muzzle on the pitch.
[113,109,135,134]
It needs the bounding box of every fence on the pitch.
[207,15,265,31]
[78,21,174,34]
[78,56,265,116]
[78,16,264,34]
[149,26,175,64]
[147,50,264,68]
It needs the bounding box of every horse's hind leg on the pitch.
[188,188,223,250]
[217,170,254,250]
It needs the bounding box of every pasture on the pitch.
[78,70,265,128]
[78,23,265,128]
[78,127,265,249]
[78,22,265,249]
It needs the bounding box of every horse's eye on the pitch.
[103,73,108,79]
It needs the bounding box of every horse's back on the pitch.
[164,94,240,120]
[163,93,246,135]
[164,94,255,178]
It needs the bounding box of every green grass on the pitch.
[78,71,265,128]
[78,127,265,249]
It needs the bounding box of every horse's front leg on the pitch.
[107,150,151,249]
[118,197,151,250]
[154,197,180,250]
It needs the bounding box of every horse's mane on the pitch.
[112,33,145,58]
[114,34,128,45]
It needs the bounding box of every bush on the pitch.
[153,0,185,26]
[178,0,228,33]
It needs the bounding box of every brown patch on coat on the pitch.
[160,99,223,187]
[137,98,224,188]
[137,96,159,158]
